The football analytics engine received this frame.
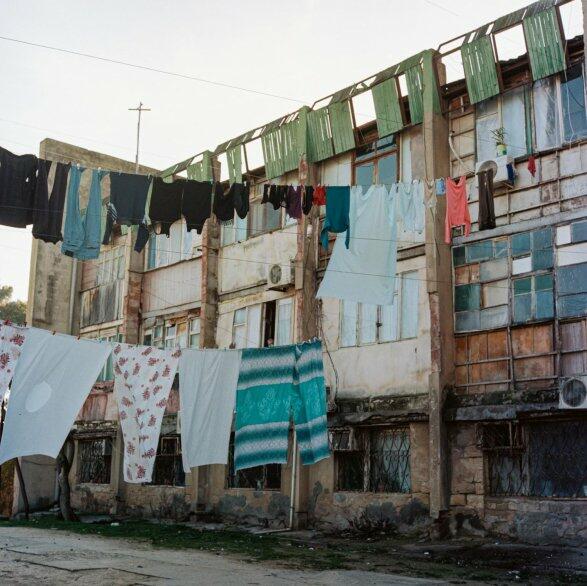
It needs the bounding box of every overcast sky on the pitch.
[1,0,581,300]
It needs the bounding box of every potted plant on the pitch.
[491,127,508,157]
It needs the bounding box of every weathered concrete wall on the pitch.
[13,456,55,515]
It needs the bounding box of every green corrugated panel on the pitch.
[372,78,404,137]
[405,65,424,124]
[307,107,333,163]
[523,8,566,81]
[261,129,285,180]
[281,120,299,173]
[328,100,355,154]
[187,151,213,181]
[227,145,242,184]
[461,37,500,104]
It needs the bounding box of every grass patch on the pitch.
[0,517,346,571]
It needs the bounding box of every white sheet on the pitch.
[0,322,28,400]
[0,328,111,464]
[179,349,241,470]
[317,185,398,306]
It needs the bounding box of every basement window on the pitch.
[77,437,112,484]
[226,434,281,490]
[150,436,185,487]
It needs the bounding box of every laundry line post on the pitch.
[289,428,298,529]
[128,102,151,173]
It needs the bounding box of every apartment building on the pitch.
[19,0,586,544]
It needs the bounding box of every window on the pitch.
[96,247,125,286]
[476,97,500,163]
[97,334,122,381]
[226,434,281,490]
[147,220,195,269]
[150,436,185,486]
[557,262,587,318]
[162,322,188,349]
[152,325,164,348]
[533,76,561,151]
[77,437,112,484]
[221,212,248,246]
[232,308,247,349]
[334,427,411,493]
[189,318,200,348]
[561,64,587,143]
[353,135,398,190]
[232,304,262,349]
[164,325,176,349]
[482,421,587,498]
[339,272,419,347]
[513,274,554,323]
[275,298,293,346]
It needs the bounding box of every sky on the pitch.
[0,0,581,301]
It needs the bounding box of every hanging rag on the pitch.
[0,328,111,465]
[527,155,537,177]
[232,183,250,219]
[76,169,107,260]
[393,180,425,234]
[103,172,150,246]
[444,176,471,244]
[61,165,86,255]
[320,185,350,250]
[113,343,180,483]
[179,349,242,470]
[32,162,70,243]
[213,182,235,223]
[234,341,329,471]
[0,146,38,228]
[262,184,285,210]
[302,186,314,215]
[478,168,496,231]
[313,185,326,206]
[435,177,446,196]
[149,177,184,236]
[32,160,51,236]
[285,185,302,220]
[0,321,27,401]
[317,184,398,305]
[182,180,212,233]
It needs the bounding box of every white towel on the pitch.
[0,328,111,464]
[179,349,241,471]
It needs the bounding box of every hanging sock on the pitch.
[444,176,471,244]
[113,344,180,483]
[0,321,28,401]
[0,147,38,228]
[320,186,350,250]
[61,165,86,256]
[33,162,70,243]
[0,328,111,465]
[179,349,242,470]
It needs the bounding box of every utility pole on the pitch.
[128,102,151,173]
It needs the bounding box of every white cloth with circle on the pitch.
[0,328,112,464]
[0,322,28,400]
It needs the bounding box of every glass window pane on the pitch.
[514,277,532,295]
[453,246,466,267]
[571,220,587,243]
[147,233,157,269]
[557,263,587,296]
[535,290,554,320]
[476,98,500,162]
[531,227,553,271]
[400,273,419,338]
[511,232,531,257]
[466,241,494,262]
[355,163,374,191]
[455,310,480,332]
[340,301,358,347]
[235,214,248,242]
[455,283,481,312]
[502,87,528,157]
[360,304,377,345]
[513,293,532,323]
[265,205,281,232]
[480,306,509,329]
[221,218,236,247]
[533,77,561,151]
[378,154,397,187]
[561,64,587,142]
[558,292,587,318]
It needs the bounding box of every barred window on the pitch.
[77,438,112,484]
[333,427,411,493]
[481,420,587,498]
[150,436,185,487]
[226,434,281,490]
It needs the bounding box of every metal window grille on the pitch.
[150,436,185,487]
[226,435,281,490]
[481,420,587,498]
[333,427,411,493]
[78,438,112,484]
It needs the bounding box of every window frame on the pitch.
[352,135,399,189]
[77,436,113,485]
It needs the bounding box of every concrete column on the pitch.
[422,50,452,520]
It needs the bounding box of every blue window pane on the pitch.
[558,293,587,318]
[453,246,466,267]
[511,232,531,257]
[480,306,509,329]
[355,163,374,190]
[513,293,532,323]
[378,154,397,187]
[480,258,508,282]
[466,241,494,263]
[535,274,553,291]
[455,284,481,312]
[514,278,532,295]
[571,220,587,244]
[535,290,554,320]
[494,239,508,258]
[531,228,553,271]
[455,311,480,332]
[557,263,587,296]
[562,65,587,143]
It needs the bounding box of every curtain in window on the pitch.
[533,77,561,151]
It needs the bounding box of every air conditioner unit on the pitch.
[475,155,514,188]
[266,262,294,290]
[559,376,587,409]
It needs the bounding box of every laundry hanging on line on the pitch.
[0,321,27,401]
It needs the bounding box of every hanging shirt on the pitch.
[393,180,425,234]
[302,186,314,215]
[113,344,180,483]
[179,349,241,470]
[444,176,471,243]
[76,169,107,260]
[61,166,86,256]
[148,177,184,236]
[320,186,350,250]
[102,172,150,245]
[213,182,235,223]
[313,185,326,206]
[285,185,302,220]
[0,328,111,465]
[182,180,212,233]
[0,322,27,401]
[231,183,250,219]
[32,162,70,243]
[317,185,398,306]
[478,169,496,232]
[262,184,285,210]
[0,147,38,228]
[234,341,329,471]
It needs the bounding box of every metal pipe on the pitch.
[289,429,298,530]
